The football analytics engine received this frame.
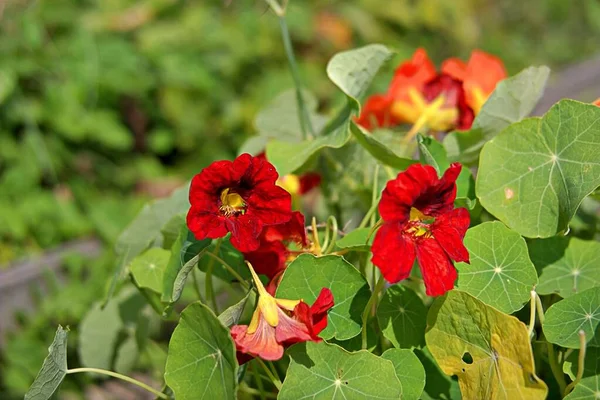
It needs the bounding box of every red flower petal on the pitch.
[414,162,462,217]
[371,223,416,284]
[231,319,284,361]
[225,216,263,252]
[432,208,471,263]
[389,48,437,97]
[243,241,288,280]
[464,50,506,99]
[355,94,397,130]
[441,57,467,81]
[299,172,321,194]
[262,211,307,246]
[308,288,334,335]
[275,307,313,345]
[186,207,228,241]
[415,238,457,296]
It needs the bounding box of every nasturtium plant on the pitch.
[24,2,600,399]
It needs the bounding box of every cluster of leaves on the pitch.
[23,33,600,400]
[1,0,598,263]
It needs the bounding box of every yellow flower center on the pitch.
[469,85,487,115]
[406,207,434,238]
[219,188,246,217]
[392,87,459,135]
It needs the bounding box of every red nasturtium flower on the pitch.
[186,153,292,252]
[371,163,470,296]
[356,48,506,135]
[231,263,334,361]
[243,211,308,281]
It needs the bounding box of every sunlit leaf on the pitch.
[164,302,238,400]
[477,100,600,238]
[276,254,370,340]
[528,237,600,298]
[455,221,538,313]
[24,326,68,400]
[425,290,548,399]
[130,247,170,293]
[377,284,427,348]
[543,287,600,349]
[381,349,426,400]
[444,66,550,165]
[279,341,403,400]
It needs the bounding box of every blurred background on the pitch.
[1,0,599,397]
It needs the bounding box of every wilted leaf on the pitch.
[477,100,600,238]
[425,290,548,399]
[543,287,600,349]
[279,341,403,399]
[455,221,538,313]
[276,254,370,340]
[377,284,427,348]
[164,302,238,400]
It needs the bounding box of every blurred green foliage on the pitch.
[1,0,598,261]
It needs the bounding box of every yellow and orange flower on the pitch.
[231,263,334,362]
[356,48,506,137]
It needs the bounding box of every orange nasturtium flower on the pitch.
[356,48,506,140]
[593,98,600,107]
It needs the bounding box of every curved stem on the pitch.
[324,216,339,254]
[361,274,385,349]
[204,252,249,290]
[205,238,222,313]
[311,217,322,256]
[66,368,168,399]
[256,359,282,390]
[564,330,587,397]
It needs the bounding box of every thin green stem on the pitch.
[361,274,385,350]
[205,238,222,313]
[240,382,276,399]
[191,268,205,303]
[324,216,339,254]
[535,292,545,325]
[358,198,381,229]
[564,330,587,397]
[547,343,567,395]
[66,368,168,399]
[369,165,380,227]
[256,359,282,390]
[267,361,281,382]
[251,362,267,399]
[278,15,314,139]
[204,252,249,290]
[527,290,536,338]
[311,217,322,256]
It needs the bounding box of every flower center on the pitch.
[406,207,434,238]
[219,188,246,217]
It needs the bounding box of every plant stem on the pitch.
[205,238,222,313]
[547,343,567,395]
[203,252,249,290]
[278,14,314,139]
[256,359,282,390]
[311,217,322,255]
[240,382,276,399]
[358,198,381,229]
[66,368,168,399]
[250,363,267,400]
[361,274,385,349]
[191,268,205,303]
[527,290,536,338]
[564,330,587,397]
[324,216,339,254]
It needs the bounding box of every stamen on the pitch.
[219,188,246,217]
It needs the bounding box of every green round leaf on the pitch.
[529,237,600,298]
[25,326,68,400]
[336,227,374,251]
[381,349,426,400]
[279,342,403,400]
[477,99,600,238]
[276,254,370,340]
[455,221,538,313]
[130,247,170,293]
[564,375,600,399]
[377,284,427,348]
[164,302,238,400]
[79,302,122,369]
[425,290,548,399]
[543,287,600,349]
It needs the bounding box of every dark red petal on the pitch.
[415,238,457,296]
[415,162,462,216]
[186,207,228,241]
[309,288,334,335]
[226,216,263,252]
[379,164,439,223]
[231,321,284,361]
[432,208,470,263]
[262,211,307,246]
[355,94,397,130]
[246,185,292,227]
[371,223,416,284]
[243,241,288,279]
[265,270,285,296]
[238,152,280,188]
[188,160,235,205]
[299,173,321,194]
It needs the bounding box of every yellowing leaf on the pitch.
[425,290,547,399]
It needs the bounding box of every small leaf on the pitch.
[276,254,370,340]
[529,237,600,298]
[218,289,255,328]
[455,221,538,314]
[279,341,403,400]
[164,302,238,400]
[381,349,426,400]
[130,247,170,293]
[444,66,550,165]
[377,284,427,348]
[477,100,600,238]
[350,122,415,169]
[543,287,600,349]
[563,346,600,380]
[418,134,450,175]
[79,301,122,369]
[326,44,394,109]
[425,290,548,399]
[25,326,69,400]
[564,375,600,399]
[336,227,374,251]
